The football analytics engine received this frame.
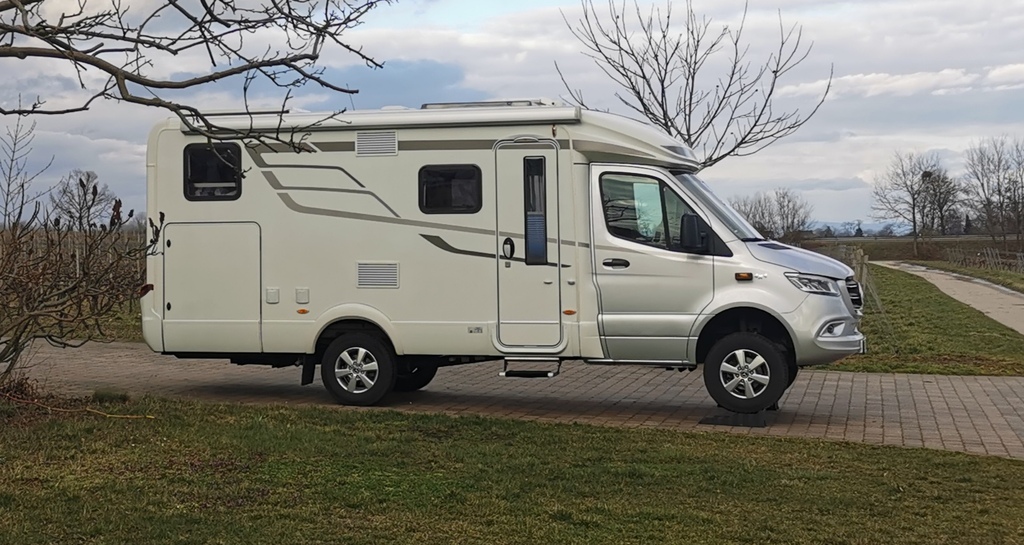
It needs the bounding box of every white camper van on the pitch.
[142,99,865,414]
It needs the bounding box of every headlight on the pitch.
[785,273,840,296]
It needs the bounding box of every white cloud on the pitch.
[987,64,1024,85]
[780,69,981,99]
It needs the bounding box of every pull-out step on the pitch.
[500,358,561,378]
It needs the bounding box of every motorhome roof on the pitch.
[179,100,583,133]
[169,99,701,169]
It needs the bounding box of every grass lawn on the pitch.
[2,396,1024,545]
[826,264,1024,376]
[908,261,1024,295]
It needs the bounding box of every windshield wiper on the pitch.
[740,237,766,242]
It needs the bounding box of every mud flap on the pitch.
[300,356,316,386]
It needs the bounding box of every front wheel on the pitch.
[320,333,397,406]
[703,333,789,414]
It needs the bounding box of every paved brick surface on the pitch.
[21,342,1024,460]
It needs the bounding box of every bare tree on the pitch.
[0,118,145,384]
[0,0,393,148]
[871,151,937,257]
[728,192,774,238]
[774,187,813,242]
[560,0,833,169]
[729,187,813,241]
[918,167,961,236]
[48,170,116,231]
[963,137,1014,247]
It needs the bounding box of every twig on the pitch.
[1,392,156,419]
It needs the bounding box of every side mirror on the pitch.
[680,214,707,252]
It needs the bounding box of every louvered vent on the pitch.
[846,277,863,309]
[356,131,398,157]
[358,263,399,288]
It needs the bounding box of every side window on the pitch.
[523,157,547,265]
[184,143,242,201]
[419,165,482,214]
[662,185,699,250]
[599,173,699,252]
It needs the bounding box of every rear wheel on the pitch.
[320,333,397,406]
[394,359,439,392]
[703,332,788,414]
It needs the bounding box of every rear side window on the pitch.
[419,165,482,214]
[184,143,242,201]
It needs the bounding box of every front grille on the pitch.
[845,277,863,309]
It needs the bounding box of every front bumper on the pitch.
[783,293,865,367]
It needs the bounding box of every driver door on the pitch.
[591,166,715,362]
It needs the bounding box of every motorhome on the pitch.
[142,99,865,414]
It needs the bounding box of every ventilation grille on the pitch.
[846,277,863,309]
[358,263,399,288]
[356,131,398,157]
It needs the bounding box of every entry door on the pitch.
[591,166,714,361]
[495,142,562,348]
[162,222,262,353]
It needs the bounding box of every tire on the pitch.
[394,360,439,392]
[320,333,397,406]
[703,332,789,414]
[787,359,799,388]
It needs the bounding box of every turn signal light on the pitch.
[297,309,310,315]
[735,273,754,282]
[563,310,577,316]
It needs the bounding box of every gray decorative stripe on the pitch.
[398,139,571,151]
[313,142,355,152]
[262,172,400,218]
[278,193,496,236]
[248,142,316,153]
[421,235,569,268]
[274,193,621,254]
[246,148,366,188]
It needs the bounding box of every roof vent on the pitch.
[356,131,398,157]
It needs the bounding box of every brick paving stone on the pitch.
[12,341,1024,461]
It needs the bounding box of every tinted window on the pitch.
[419,165,482,214]
[600,173,699,252]
[524,157,547,265]
[184,143,242,201]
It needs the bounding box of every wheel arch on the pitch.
[310,304,402,357]
[693,305,796,365]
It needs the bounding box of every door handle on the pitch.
[602,258,631,269]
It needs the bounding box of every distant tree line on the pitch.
[871,136,1024,255]
[727,188,814,243]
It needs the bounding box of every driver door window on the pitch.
[600,173,699,252]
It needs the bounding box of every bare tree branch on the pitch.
[0,0,394,150]
[561,0,832,170]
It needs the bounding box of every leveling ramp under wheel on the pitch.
[499,358,562,378]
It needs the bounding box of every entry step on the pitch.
[500,358,561,378]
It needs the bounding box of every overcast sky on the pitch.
[5,0,1024,225]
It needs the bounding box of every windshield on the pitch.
[673,172,763,241]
